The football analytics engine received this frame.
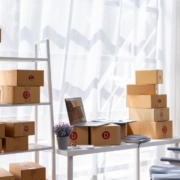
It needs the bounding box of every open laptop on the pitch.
[65,97,109,127]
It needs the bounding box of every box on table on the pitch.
[0,86,40,104]
[90,124,121,146]
[2,136,28,152]
[9,162,46,180]
[68,126,89,145]
[0,70,44,86]
[127,121,172,139]
[0,167,15,180]
[5,121,35,137]
[129,108,169,121]
[126,94,167,108]
[126,84,157,95]
[135,70,163,84]
[0,123,5,138]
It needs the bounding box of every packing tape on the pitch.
[157,95,161,107]
[28,70,35,86]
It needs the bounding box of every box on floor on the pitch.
[90,124,121,146]
[0,167,15,180]
[9,162,46,180]
[135,69,163,84]
[0,70,44,86]
[127,121,172,139]
[68,126,89,145]
[2,136,28,152]
[0,86,40,104]
[5,121,35,137]
[126,84,157,95]
[129,108,169,121]
[126,94,167,108]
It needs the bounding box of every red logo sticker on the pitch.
[162,126,167,133]
[24,125,29,132]
[29,75,34,81]
[102,131,110,139]
[23,91,30,99]
[70,132,78,140]
[160,112,163,117]
[158,99,161,103]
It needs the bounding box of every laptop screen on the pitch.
[65,97,86,125]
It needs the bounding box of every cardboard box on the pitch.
[68,127,89,145]
[2,136,28,152]
[136,70,163,84]
[0,167,15,180]
[0,86,40,104]
[127,121,172,139]
[126,84,157,95]
[129,108,169,121]
[0,70,44,86]
[0,123,5,138]
[90,124,121,146]
[5,121,35,137]
[0,139,2,153]
[9,162,46,180]
[126,94,167,108]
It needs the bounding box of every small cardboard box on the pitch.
[5,121,35,137]
[0,123,5,138]
[0,70,44,86]
[68,127,89,145]
[2,136,28,152]
[129,108,169,121]
[0,86,40,104]
[0,167,15,180]
[135,69,163,84]
[90,124,121,146]
[126,94,167,108]
[126,84,157,95]
[9,162,46,180]
[127,121,172,139]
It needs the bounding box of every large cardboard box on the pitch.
[0,123,5,138]
[127,121,172,139]
[129,108,169,121]
[0,70,44,86]
[90,124,121,146]
[0,167,15,180]
[5,121,35,137]
[126,94,167,108]
[2,136,28,152]
[135,70,163,84]
[126,84,157,95]
[0,86,40,104]
[68,127,89,145]
[9,162,46,180]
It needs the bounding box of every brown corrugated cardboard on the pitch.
[68,127,89,145]
[136,70,163,84]
[129,108,169,121]
[5,121,35,137]
[127,121,172,139]
[90,124,121,146]
[0,167,15,180]
[0,70,44,86]
[126,94,167,108]
[0,86,40,104]
[126,84,157,95]
[2,136,28,152]
[0,123,5,138]
[9,162,46,180]
[0,139,2,153]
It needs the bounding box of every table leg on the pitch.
[135,148,140,180]
[175,143,179,159]
[67,156,73,180]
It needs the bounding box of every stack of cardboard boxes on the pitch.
[126,70,172,139]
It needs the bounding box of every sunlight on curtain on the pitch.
[0,0,179,179]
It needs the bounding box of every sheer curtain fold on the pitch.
[0,0,180,179]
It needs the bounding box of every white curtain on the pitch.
[0,0,180,179]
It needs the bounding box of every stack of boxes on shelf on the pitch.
[126,70,172,139]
